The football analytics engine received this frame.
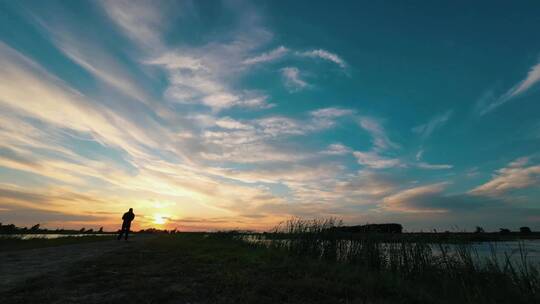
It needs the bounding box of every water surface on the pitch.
[0,234,113,240]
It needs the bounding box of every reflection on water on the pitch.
[0,234,113,240]
[434,240,540,264]
[242,235,540,266]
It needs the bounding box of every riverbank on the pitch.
[2,233,538,304]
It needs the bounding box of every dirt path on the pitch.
[0,235,151,292]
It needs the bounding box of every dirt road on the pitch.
[0,236,149,292]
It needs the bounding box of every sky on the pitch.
[0,0,539,232]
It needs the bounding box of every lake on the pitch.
[434,240,540,264]
[243,235,540,266]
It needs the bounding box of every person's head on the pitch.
[129,208,133,213]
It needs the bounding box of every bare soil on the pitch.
[0,236,148,292]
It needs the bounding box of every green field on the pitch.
[2,232,539,304]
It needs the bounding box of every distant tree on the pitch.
[30,224,41,231]
[98,227,103,233]
[520,227,532,234]
[334,223,403,234]
[0,223,16,233]
[86,228,94,233]
[499,228,511,234]
[80,227,86,233]
[474,226,485,233]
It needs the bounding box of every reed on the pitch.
[242,218,540,302]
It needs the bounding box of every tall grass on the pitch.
[243,218,539,302]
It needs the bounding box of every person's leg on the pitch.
[118,225,126,240]
[124,226,130,240]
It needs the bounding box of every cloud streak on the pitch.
[480,60,540,115]
[299,49,347,68]
[243,46,288,65]
[281,67,308,91]
[353,151,402,169]
[413,110,452,139]
[470,157,540,197]
[358,117,399,151]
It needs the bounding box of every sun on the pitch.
[153,214,167,225]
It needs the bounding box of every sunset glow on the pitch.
[153,215,167,226]
[0,1,539,232]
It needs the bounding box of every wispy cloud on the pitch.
[243,46,288,65]
[100,0,167,52]
[383,183,449,213]
[416,162,453,170]
[215,117,253,130]
[281,67,308,91]
[480,60,540,115]
[0,42,163,158]
[0,40,299,228]
[215,163,342,185]
[353,151,402,169]
[415,149,424,161]
[0,205,106,227]
[298,49,347,68]
[322,143,352,155]
[310,107,354,118]
[358,117,399,151]
[308,107,355,131]
[335,171,401,198]
[509,61,540,97]
[146,52,206,71]
[412,110,452,139]
[102,0,274,112]
[148,47,275,111]
[380,179,539,229]
[40,24,157,110]
[414,147,453,170]
[470,157,540,197]
[352,116,402,169]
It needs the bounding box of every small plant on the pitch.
[474,226,485,233]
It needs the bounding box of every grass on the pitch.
[0,235,115,252]
[246,218,540,303]
[2,229,539,303]
[3,233,420,303]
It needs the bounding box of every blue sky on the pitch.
[0,0,539,231]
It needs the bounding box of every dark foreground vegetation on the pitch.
[0,223,180,236]
[2,222,539,304]
[0,223,113,235]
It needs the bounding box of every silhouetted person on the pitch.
[117,208,135,241]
